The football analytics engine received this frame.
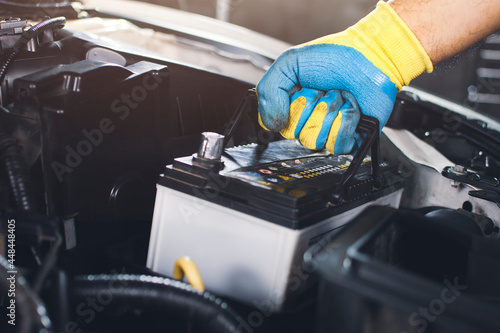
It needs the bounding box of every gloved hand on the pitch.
[257,1,433,154]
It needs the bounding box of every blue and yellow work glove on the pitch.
[257,1,433,154]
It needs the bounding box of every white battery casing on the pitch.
[147,184,403,311]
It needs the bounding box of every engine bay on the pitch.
[1,4,500,333]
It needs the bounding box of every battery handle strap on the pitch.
[223,88,258,148]
[330,115,381,204]
[224,89,381,204]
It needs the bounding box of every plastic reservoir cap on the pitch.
[198,132,225,160]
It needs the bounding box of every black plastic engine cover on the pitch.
[306,206,500,333]
[13,57,254,222]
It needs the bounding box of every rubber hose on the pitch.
[0,16,66,85]
[0,129,37,212]
[72,274,246,333]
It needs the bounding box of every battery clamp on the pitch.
[147,89,405,310]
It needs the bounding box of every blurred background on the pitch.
[137,0,377,44]
[132,0,498,121]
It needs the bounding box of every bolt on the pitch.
[451,165,466,175]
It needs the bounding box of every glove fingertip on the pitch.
[341,90,360,110]
[257,112,271,131]
[350,132,364,155]
[258,100,289,132]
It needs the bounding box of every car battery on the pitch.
[147,94,405,311]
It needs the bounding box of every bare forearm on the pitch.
[388,0,500,64]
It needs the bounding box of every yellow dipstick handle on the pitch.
[173,256,205,292]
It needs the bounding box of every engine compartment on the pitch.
[1,7,500,333]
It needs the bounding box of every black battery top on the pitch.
[159,138,404,230]
[220,140,373,198]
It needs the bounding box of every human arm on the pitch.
[389,0,500,64]
[257,0,500,154]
